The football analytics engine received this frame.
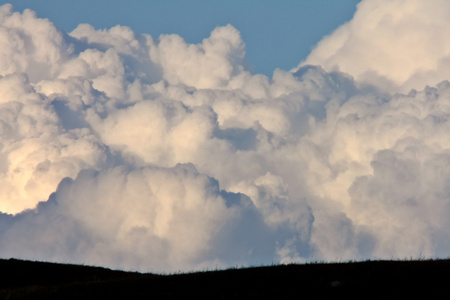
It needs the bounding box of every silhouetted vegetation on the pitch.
[1,258,449,299]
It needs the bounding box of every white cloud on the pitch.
[0,73,106,214]
[0,4,69,82]
[0,164,304,272]
[300,0,450,93]
[150,24,246,89]
[1,1,450,272]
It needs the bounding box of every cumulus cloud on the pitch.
[1,1,450,272]
[0,5,70,82]
[299,0,450,93]
[0,73,106,214]
[0,164,284,272]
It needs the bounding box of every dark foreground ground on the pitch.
[0,258,449,299]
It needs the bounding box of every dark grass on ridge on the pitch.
[1,258,450,299]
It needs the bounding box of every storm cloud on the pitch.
[1,1,450,272]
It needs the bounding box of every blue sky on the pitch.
[4,0,359,76]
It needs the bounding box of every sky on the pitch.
[1,0,450,273]
[3,0,360,76]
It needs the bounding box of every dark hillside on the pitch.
[1,258,449,299]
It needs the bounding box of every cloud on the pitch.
[299,0,450,93]
[0,73,106,214]
[1,1,450,272]
[0,164,306,272]
[149,24,246,89]
[301,80,450,260]
[0,4,69,82]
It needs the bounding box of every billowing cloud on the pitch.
[299,0,450,93]
[0,73,106,214]
[0,164,289,272]
[1,1,450,272]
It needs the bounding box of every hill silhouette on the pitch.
[1,258,449,299]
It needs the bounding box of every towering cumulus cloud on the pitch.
[299,0,450,93]
[1,1,450,272]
